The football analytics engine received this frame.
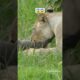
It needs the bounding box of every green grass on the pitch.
[18,50,62,80]
[18,0,62,80]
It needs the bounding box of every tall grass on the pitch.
[18,50,62,80]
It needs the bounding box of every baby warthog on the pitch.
[31,12,62,52]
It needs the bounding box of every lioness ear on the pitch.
[38,13,48,22]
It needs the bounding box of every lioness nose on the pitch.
[31,39,35,43]
[31,35,37,43]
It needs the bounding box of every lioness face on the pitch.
[31,14,53,43]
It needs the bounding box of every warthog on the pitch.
[31,12,62,52]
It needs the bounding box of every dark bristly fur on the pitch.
[18,39,50,50]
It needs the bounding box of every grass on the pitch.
[18,50,62,80]
[18,0,62,80]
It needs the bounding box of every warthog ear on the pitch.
[38,13,48,22]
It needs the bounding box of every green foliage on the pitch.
[47,0,62,11]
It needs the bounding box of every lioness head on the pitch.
[31,13,54,43]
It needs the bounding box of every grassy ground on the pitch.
[18,0,62,80]
[18,50,62,80]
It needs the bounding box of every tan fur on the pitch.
[31,12,62,52]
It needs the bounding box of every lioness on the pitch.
[31,12,62,52]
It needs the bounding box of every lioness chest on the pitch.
[46,12,62,52]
